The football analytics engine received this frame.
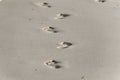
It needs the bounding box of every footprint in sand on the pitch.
[57,42,73,49]
[41,26,58,33]
[34,2,51,8]
[44,60,62,69]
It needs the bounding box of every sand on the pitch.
[0,0,120,80]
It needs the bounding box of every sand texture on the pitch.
[0,0,120,80]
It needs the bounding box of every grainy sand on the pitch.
[0,0,120,80]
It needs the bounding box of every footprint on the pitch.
[41,26,58,33]
[54,13,70,20]
[57,42,72,49]
[44,60,62,69]
[95,0,106,3]
[34,2,51,8]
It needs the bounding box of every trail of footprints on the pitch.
[0,0,117,79]
[36,0,107,70]
[33,0,107,71]
[36,2,73,69]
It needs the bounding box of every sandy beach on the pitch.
[0,0,120,80]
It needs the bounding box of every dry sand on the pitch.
[0,0,120,80]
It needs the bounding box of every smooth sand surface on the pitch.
[0,0,120,80]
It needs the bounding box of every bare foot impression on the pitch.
[57,42,72,49]
[41,26,58,33]
[95,0,106,3]
[34,2,51,8]
[44,60,62,69]
[54,13,70,19]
